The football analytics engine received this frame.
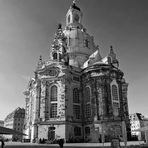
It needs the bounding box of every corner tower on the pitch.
[64,1,98,68]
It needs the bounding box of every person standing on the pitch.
[1,140,5,148]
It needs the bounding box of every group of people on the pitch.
[39,138,64,148]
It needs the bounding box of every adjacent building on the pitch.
[129,113,144,140]
[0,120,4,127]
[4,107,25,141]
[129,113,148,141]
[23,1,130,143]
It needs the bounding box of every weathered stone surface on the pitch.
[23,1,130,143]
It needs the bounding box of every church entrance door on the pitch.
[48,127,55,140]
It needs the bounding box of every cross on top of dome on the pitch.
[73,0,76,4]
[71,0,80,11]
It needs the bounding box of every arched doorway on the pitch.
[48,127,55,141]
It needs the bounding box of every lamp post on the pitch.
[101,122,105,147]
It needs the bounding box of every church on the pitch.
[23,1,130,143]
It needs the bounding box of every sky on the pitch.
[0,0,148,120]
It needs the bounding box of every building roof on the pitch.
[130,113,144,121]
[0,126,26,135]
[4,107,25,121]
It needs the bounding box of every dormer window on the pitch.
[53,53,57,60]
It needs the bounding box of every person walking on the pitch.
[1,140,5,148]
[58,139,64,148]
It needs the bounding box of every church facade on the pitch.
[23,2,130,143]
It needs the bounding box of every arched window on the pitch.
[84,87,91,118]
[85,87,90,102]
[73,105,80,119]
[53,53,57,60]
[85,104,91,118]
[50,85,57,101]
[68,15,70,23]
[73,88,80,103]
[112,85,118,101]
[74,127,81,136]
[84,39,89,47]
[50,103,57,118]
[73,13,79,22]
[85,127,90,136]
